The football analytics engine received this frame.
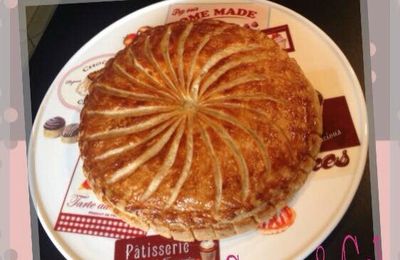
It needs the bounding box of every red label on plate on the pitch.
[115,236,220,260]
[165,3,298,53]
[320,96,360,152]
[166,3,270,29]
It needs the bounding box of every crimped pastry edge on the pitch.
[83,163,313,241]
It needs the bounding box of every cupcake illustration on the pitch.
[43,116,66,138]
[61,123,79,143]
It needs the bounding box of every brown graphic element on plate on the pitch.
[313,149,350,171]
[115,235,220,260]
[258,206,296,235]
[320,96,360,152]
[43,116,66,138]
[262,25,295,52]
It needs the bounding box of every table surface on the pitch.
[28,1,375,259]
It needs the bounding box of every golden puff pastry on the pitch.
[78,19,322,241]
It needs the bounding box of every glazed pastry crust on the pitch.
[79,19,322,241]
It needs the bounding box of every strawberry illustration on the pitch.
[270,32,280,39]
[258,206,296,235]
[123,33,137,46]
[80,179,91,190]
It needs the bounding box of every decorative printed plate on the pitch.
[28,1,368,259]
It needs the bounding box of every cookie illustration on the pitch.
[43,116,66,138]
[61,123,79,143]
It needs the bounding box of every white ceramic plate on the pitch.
[28,1,368,259]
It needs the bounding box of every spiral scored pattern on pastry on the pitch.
[79,20,322,241]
